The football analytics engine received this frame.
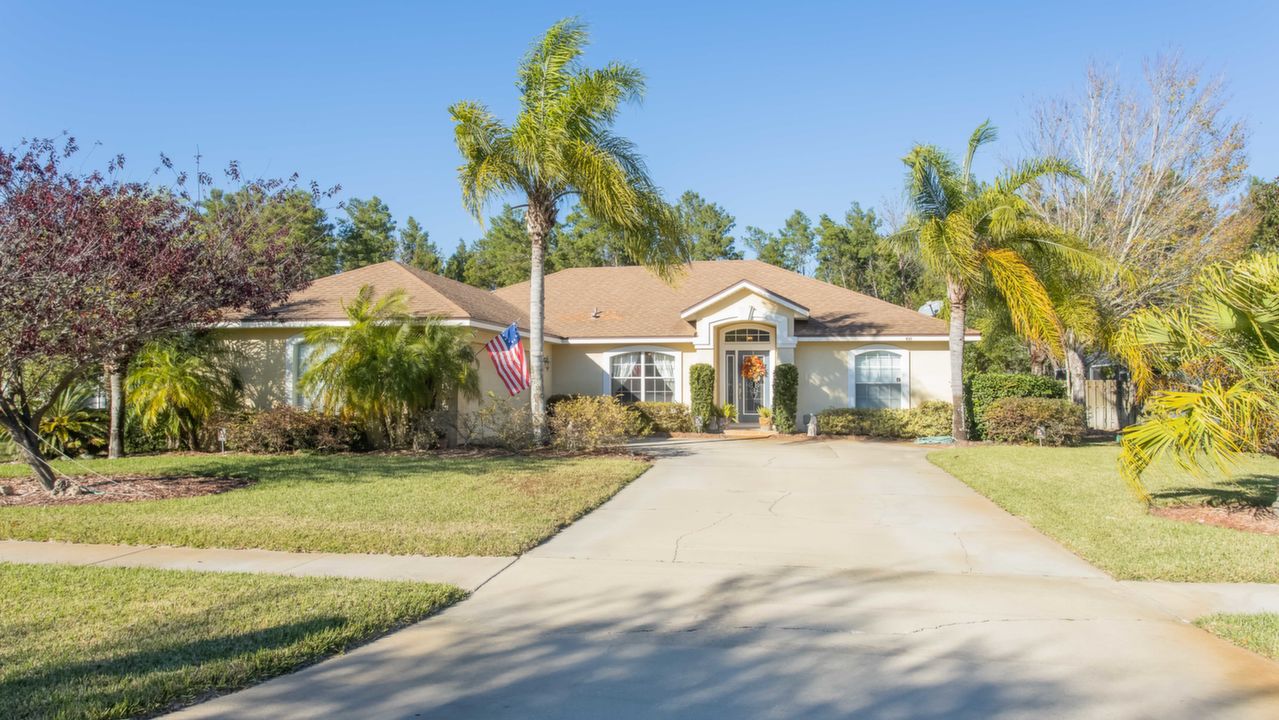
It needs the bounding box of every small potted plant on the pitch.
[757,406,773,430]
[719,403,738,430]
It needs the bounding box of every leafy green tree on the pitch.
[745,210,815,273]
[814,203,934,307]
[676,191,741,260]
[300,285,478,447]
[399,216,442,273]
[743,227,786,268]
[443,240,471,282]
[127,334,239,450]
[1114,253,1279,502]
[551,204,633,269]
[450,18,687,441]
[898,121,1087,440]
[1245,176,1279,255]
[779,210,816,273]
[200,188,338,279]
[336,196,397,270]
[466,206,536,289]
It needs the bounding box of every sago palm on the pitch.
[898,121,1090,439]
[39,383,106,456]
[1114,253,1279,502]
[300,285,478,447]
[449,17,687,441]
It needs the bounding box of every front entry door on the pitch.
[724,350,770,420]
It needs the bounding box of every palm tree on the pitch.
[127,335,239,450]
[898,121,1088,439]
[1114,253,1279,502]
[39,383,107,456]
[300,285,478,448]
[449,17,687,442]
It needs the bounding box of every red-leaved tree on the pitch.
[0,137,326,490]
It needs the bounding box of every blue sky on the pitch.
[3,1,1276,254]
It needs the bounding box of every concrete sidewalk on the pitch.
[165,437,1279,719]
[0,540,514,591]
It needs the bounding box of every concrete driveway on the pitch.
[172,438,1279,719]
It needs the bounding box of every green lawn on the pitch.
[1196,613,1279,661]
[0,562,463,720]
[0,453,649,555]
[929,444,1279,583]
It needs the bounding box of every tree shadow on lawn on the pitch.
[25,452,631,491]
[185,565,1279,719]
[3,614,353,719]
[1151,473,1279,508]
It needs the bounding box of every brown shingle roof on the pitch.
[231,261,528,328]
[493,260,959,338]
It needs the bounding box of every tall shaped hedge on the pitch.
[772,363,799,433]
[967,373,1065,439]
[689,363,716,431]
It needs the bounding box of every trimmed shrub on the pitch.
[817,401,953,439]
[967,373,1065,439]
[550,395,631,451]
[772,363,799,433]
[689,364,716,431]
[983,397,1086,446]
[459,393,536,450]
[625,401,694,436]
[219,407,365,454]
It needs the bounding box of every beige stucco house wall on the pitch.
[216,259,972,431]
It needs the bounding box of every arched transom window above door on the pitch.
[723,328,771,343]
[608,350,677,402]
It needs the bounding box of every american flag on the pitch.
[485,323,530,395]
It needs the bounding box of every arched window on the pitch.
[609,350,677,402]
[852,348,909,409]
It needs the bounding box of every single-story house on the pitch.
[218,259,976,424]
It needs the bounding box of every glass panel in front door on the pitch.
[737,352,768,417]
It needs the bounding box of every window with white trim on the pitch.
[610,351,676,402]
[854,350,904,409]
[288,340,334,408]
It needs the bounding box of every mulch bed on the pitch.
[0,475,253,507]
[1152,504,1279,535]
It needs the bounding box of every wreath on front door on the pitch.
[740,355,766,384]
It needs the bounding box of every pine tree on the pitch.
[399,216,442,273]
[443,240,471,282]
[336,196,397,270]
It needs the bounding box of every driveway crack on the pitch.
[954,533,973,574]
[906,616,1131,634]
[767,491,792,516]
[672,513,733,562]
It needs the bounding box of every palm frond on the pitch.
[983,247,1063,350]
[1119,379,1273,502]
[518,17,588,107]
[995,156,1081,195]
[449,101,522,221]
[963,120,998,187]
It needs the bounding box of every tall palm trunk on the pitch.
[106,357,127,459]
[1029,341,1050,375]
[525,198,556,444]
[1064,331,1087,405]
[947,280,970,441]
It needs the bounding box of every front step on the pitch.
[723,427,777,438]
